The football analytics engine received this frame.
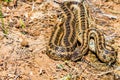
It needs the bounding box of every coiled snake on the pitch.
[46,0,117,64]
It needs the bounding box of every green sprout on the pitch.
[4,0,12,3]
[19,18,26,29]
[60,74,72,80]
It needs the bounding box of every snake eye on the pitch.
[102,54,106,59]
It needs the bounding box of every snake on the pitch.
[46,0,117,64]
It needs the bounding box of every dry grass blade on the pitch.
[0,4,8,34]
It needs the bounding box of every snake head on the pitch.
[89,38,117,65]
[97,46,117,65]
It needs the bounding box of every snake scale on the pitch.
[46,0,117,64]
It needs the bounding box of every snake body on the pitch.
[46,1,117,64]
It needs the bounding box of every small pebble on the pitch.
[21,39,29,47]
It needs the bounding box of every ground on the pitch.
[0,0,120,80]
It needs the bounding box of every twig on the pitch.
[102,13,118,19]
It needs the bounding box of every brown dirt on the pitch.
[0,0,120,80]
